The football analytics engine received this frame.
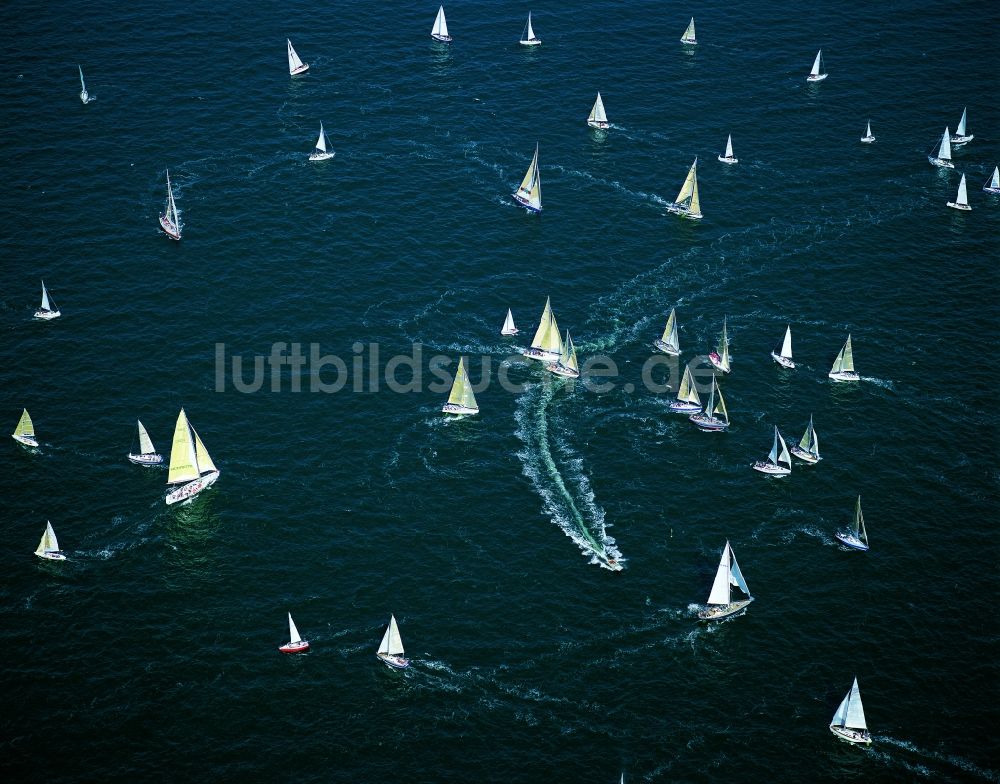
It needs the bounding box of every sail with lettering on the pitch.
[165,409,220,505]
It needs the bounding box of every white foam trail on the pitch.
[876,736,999,782]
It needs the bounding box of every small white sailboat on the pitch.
[770,325,794,368]
[680,17,697,45]
[430,5,452,42]
[35,521,66,561]
[165,409,220,505]
[11,408,38,448]
[78,65,92,104]
[789,415,821,463]
[951,107,973,145]
[835,495,869,551]
[501,308,519,336]
[587,92,609,129]
[860,120,875,144]
[708,317,731,373]
[752,426,792,476]
[928,127,954,168]
[829,677,872,745]
[669,363,702,413]
[697,540,753,620]
[665,158,702,219]
[947,173,971,211]
[523,297,562,361]
[376,614,410,669]
[828,334,858,382]
[159,169,182,241]
[984,166,1000,195]
[442,357,479,415]
[512,143,542,212]
[519,11,541,46]
[806,49,827,81]
[547,330,580,378]
[653,307,680,355]
[287,38,309,75]
[308,122,335,161]
[128,420,164,465]
[689,375,729,431]
[33,280,61,320]
[718,134,738,164]
[279,612,310,653]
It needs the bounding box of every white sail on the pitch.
[588,93,608,125]
[681,17,696,44]
[810,50,823,76]
[954,174,968,207]
[514,143,542,210]
[831,335,854,374]
[706,542,732,605]
[712,379,729,424]
[865,121,872,138]
[35,521,60,556]
[937,127,952,162]
[715,318,730,371]
[40,281,51,311]
[779,325,792,359]
[137,420,156,455]
[776,429,791,469]
[378,615,405,656]
[314,123,328,154]
[288,613,302,644]
[661,308,679,351]
[287,39,305,74]
[520,11,538,42]
[558,331,579,373]
[501,309,517,335]
[833,678,868,730]
[78,65,89,102]
[432,6,449,39]
[799,415,819,457]
[192,426,218,475]
[767,426,780,464]
[988,166,1000,190]
[853,496,867,545]
[724,134,733,158]
[955,107,967,137]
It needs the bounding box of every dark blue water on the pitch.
[2,1,998,781]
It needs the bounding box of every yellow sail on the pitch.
[192,427,217,475]
[13,408,34,437]
[447,357,479,410]
[167,409,200,485]
[531,297,554,349]
[688,163,701,215]
[515,144,542,210]
[541,310,563,354]
[560,331,579,372]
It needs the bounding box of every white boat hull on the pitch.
[309,152,335,161]
[159,215,181,240]
[669,400,701,414]
[12,434,39,447]
[653,339,680,356]
[36,551,67,561]
[690,413,728,431]
[806,73,828,82]
[522,347,561,363]
[377,653,410,669]
[681,39,697,46]
[290,63,309,75]
[927,156,954,169]
[665,203,702,220]
[752,461,790,476]
[835,532,869,551]
[771,351,795,368]
[128,452,164,466]
[512,192,542,212]
[718,155,738,164]
[431,33,452,43]
[985,186,1000,195]
[165,470,219,505]
[546,363,580,378]
[861,135,876,144]
[587,120,610,129]
[789,445,821,463]
[950,134,973,145]
[442,403,478,416]
[33,309,61,320]
[501,328,519,336]
[828,370,859,382]
[946,201,971,211]
[830,725,871,744]
[519,38,541,46]
[698,598,752,620]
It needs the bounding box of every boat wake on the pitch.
[861,376,895,390]
[514,381,622,570]
[871,736,998,782]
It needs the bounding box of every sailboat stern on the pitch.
[159,214,182,240]
[165,470,219,505]
[770,351,796,368]
[441,402,479,416]
[828,370,859,382]
[377,652,410,669]
[752,460,791,475]
[697,598,753,621]
[689,412,729,431]
[834,531,869,551]
[12,433,39,448]
[128,452,165,466]
[829,725,872,744]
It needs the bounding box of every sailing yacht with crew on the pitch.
[128,420,164,465]
[947,174,971,211]
[789,415,821,463]
[718,134,737,164]
[11,408,37,448]
[376,614,410,669]
[689,376,729,431]
[829,677,872,744]
[519,11,541,45]
[860,121,875,144]
[752,426,792,476]
[159,169,182,240]
[287,39,309,75]
[669,363,702,413]
[512,143,542,212]
[771,325,794,368]
[587,93,609,129]
[665,158,702,219]
[985,166,1000,195]
[279,613,310,653]
[698,541,753,621]
[308,122,334,161]
[708,317,730,373]
[523,297,562,362]
[430,6,451,42]
[546,330,580,378]
[78,66,92,104]
[806,49,827,81]
[951,108,973,145]
[442,357,479,415]
[835,496,869,551]
[928,127,954,168]
[35,521,66,561]
[828,334,858,382]
[33,281,61,320]
[165,409,219,505]
[501,308,518,336]
[653,308,680,355]
[680,17,697,45]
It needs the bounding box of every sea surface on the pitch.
[1,1,998,781]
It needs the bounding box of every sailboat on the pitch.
[860,120,876,144]
[708,317,731,373]
[308,122,335,161]
[697,541,753,620]
[442,357,479,415]
[928,127,954,168]
[287,38,309,75]
[718,134,738,164]
[523,297,562,361]
[519,11,541,45]
[501,308,519,336]
[165,409,220,505]
[680,17,697,45]
[770,325,794,368]
[376,614,410,669]
[752,426,792,475]
[653,307,680,355]
[789,415,821,463]
[835,495,869,551]
[512,143,542,212]
[78,65,92,104]
[951,107,973,145]
[665,158,702,219]
[279,612,310,653]
[984,166,1000,195]
[128,420,164,465]
[689,375,729,431]
[159,169,182,241]
[33,280,61,320]
[11,408,37,447]
[587,92,609,129]
[35,521,66,561]
[806,49,827,81]
[947,174,971,211]
[547,330,580,378]
[829,677,872,744]
[430,5,452,42]
[669,363,702,413]
[828,334,858,382]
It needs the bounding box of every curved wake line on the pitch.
[514,382,621,570]
[874,736,999,782]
